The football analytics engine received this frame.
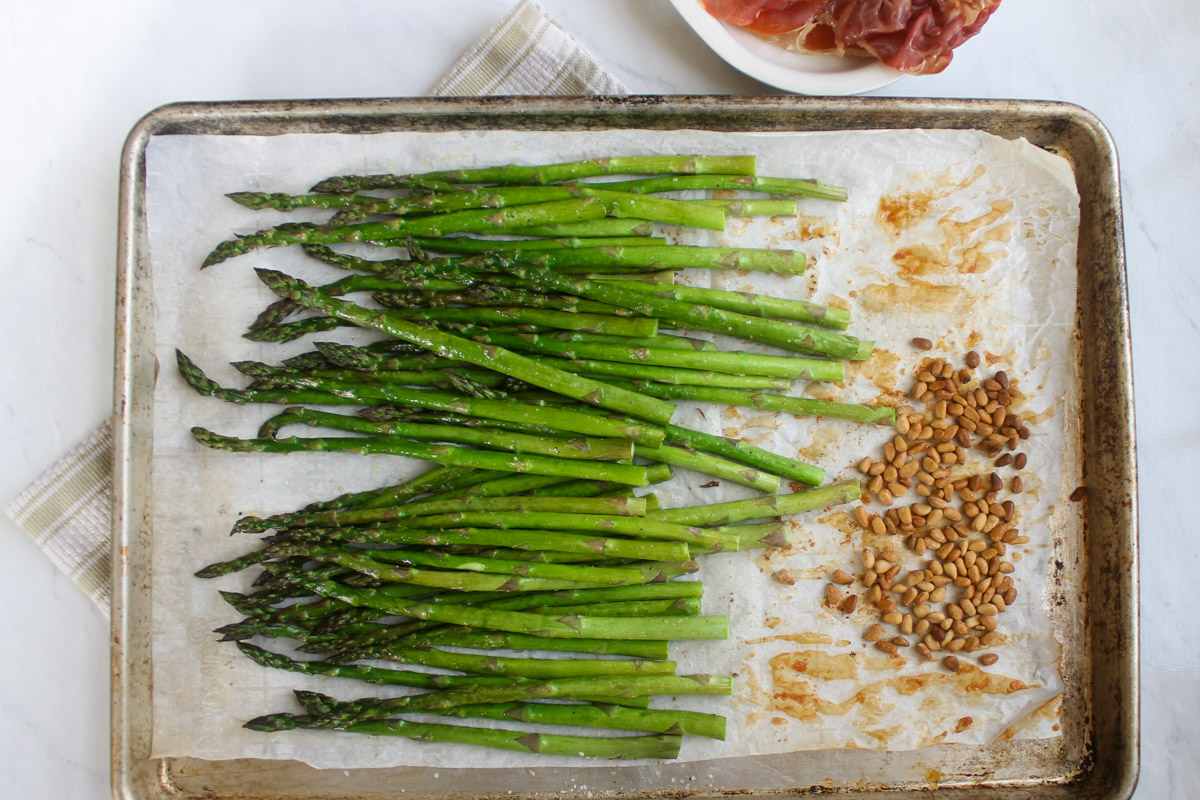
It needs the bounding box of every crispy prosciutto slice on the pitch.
[699,0,1001,74]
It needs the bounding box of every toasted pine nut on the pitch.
[831,569,854,585]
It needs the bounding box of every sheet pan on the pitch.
[112,96,1137,799]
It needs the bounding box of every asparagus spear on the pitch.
[442,329,844,381]
[633,443,780,493]
[298,464,482,513]
[255,269,678,426]
[503,219,657,237]
[238,643,667,690]
[574,173,847,202]
[176,350,666,445]
[374,628,672,660]
[281,571,729,642]
[254,406,635,462]
[326,717,686,760]
[366,510,736,551]
[600,278,852,330]
[503,243,806,275]
[252,672,733,732]
[370,304,659,337]
[650,480,862,526]
[202,198,607,267]
[522,355,786,389]
[382,404,823,487]
[237,490,644,534]
[694,198,797,217]
[486,261,871,359]
[191,428,651,487]
[311,155,757,192]
[295,545,654,588]
[320,583,703,662]
[428,700,725,739]
[600,380,897,426]
[297,525,690,562]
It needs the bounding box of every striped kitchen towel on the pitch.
[4,0,625,618]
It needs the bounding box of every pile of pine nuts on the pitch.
[830,345,1032,672]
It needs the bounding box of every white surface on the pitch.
[669,0,903,95]
[0,0,1195,796]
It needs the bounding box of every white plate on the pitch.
[670,0,903,95]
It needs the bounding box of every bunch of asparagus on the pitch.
[187,153,878,760]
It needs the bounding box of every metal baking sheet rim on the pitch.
[111,96,1138,800]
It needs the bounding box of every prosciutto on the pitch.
[699,0,1001,74]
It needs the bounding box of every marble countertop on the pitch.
[1,1,1194,797]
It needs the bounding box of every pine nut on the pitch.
[865,623,885,641]
[979,653,999,666]
[840,595,858,614]
[825,584,844,606]
[876,641,899,656]
[943,655,961,672]
[831,569,854,585]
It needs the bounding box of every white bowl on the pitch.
[670,0,904,95]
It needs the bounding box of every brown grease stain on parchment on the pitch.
[796,426,842,463]
[747,650,1032,742]
[870,167,1017,322]
[892,201,1015,280]
[998,693,1064,739]
[844,347,902,391]
[818,509,859,545]
[746,632,835,645]
[877,165,986,237]
[859,283,973,314]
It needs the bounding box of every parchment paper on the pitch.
[146,128,1081,768]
